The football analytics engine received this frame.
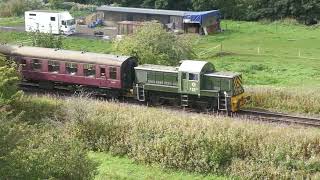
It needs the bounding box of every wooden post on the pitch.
[220,43,223,52]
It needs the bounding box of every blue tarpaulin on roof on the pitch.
[183,10,221,26]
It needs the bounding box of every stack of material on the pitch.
[117,21,144,35]
[85,12,104,26]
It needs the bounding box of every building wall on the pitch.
[99,11,184,30]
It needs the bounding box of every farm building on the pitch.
[96,6,221,35]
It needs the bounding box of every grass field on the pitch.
[90,152,224,180]
[197,20,320,87]
[1,19,319,87]
[0,17,24,26]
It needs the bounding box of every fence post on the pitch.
[258,47,260,55]
[298,49,301,57]
[220,43,223,52]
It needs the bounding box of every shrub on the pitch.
[60,96,320,179]
[0,112,98,179]
[0,54,21,107]
[245,86,320,114]
[113,21,196,66]
[29,32,63,48]
[0,0,43,17]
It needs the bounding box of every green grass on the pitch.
[197,20,320,87]
[90,152,225,180]
[0,17,24,26]
[0,31,113,53]
[1,20,319,87]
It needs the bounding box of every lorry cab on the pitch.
[25,10,76,35]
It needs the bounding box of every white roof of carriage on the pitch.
[178,60,212,74]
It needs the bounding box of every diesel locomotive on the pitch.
[0,44,248,112]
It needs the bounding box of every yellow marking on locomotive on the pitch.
[231,93,249,112]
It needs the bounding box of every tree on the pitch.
[0,54,21,107]
[113,21,196,66]
[48,0,64,9]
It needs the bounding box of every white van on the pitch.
[25,10,76,35]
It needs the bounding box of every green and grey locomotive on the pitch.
[134,60,248,112]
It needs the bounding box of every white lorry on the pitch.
[25,10,76,35]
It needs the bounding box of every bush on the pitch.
[113,21,196,66]
[29,32,63,48]
[245,86,320,114]
[60,96,320,179]
[0,54,21,107]
[0,113,98,179]
[0,0,43,17]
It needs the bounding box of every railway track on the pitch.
[237,110,320,128]
[20,84,320,128]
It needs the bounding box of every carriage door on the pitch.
[99,66,107,87]
[181,72,188,93]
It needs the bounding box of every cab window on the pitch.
[62,21,66,26]
[189,73,198,81]
[182,72,187,80]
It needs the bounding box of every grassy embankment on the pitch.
[10,95,320,179]
[1,19,320,114]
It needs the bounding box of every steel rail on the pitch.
[19,83,320,128]
[237,110,320,128]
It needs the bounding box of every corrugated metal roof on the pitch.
[97,6,191,16]
[179,60,211,74]
[0,44,132,66]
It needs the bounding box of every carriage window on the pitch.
[189,73,198,81]
[31,59,41,71]
[19,59,27,67]
[84,64,95,77]
[48,60,60,73]
[50,17,55,21]
[66,63,77,75]
[100,68,106,78]
[109,67,117,79]
[62,21,66,25]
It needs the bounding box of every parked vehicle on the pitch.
[25,10,76,35]
[0,44,248,113]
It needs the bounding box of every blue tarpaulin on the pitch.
[183,10,221,27]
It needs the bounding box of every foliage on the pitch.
[245,86,320,114]
[0,54,21,106]
[48,0,64,9]
[113,21,196,65]
[29,32,63,48]
[90,152,226,179]
[67,0,320,24]
[55,95,320,179]
[0,112,98,179]
[0,0,43,17]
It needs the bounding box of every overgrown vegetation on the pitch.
[114,21,196,65]
[0,0,43,17]
[246,86,320,115]
[69,0,320,24]
[29,32,63,48]
[12,95,320,179]
[0,54,21,106]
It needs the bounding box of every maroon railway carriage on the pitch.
[0,44,137,94]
